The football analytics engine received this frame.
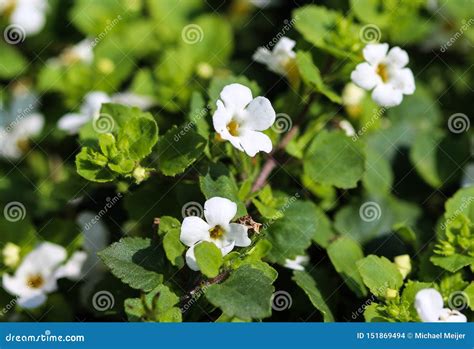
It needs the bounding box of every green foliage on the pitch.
[205,265,274,320]
[357,255,403,298]
[194,242,223,278]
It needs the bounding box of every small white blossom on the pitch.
[57,91,155,134]
[284,255,309,271]
[57,38,94,65]
[0,0,48,36]
[180,197,251,271]
[253,37,296,77]
[338,120,356,137]
[0,91,44,159]
[342,83,366,107]
[415,288,467,322]
[213,83,276,157]
[2,242,87,309]
[351,43,415,107]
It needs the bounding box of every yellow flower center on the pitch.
[209,225,225,239]
[3,0,16,17]
[26,274,44,289]
[226,120,240,137]
[376,63,389,83]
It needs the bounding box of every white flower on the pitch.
[0,0,48,36]
[351,43,415,107]
[2,242,21,268]
[57,91,155,134]
[0,91,44,159]
[284,255,309,271]
[2,242,87,309]
[253,37,296,77]
[180,197,251,271]
[415,288,467,322]
[249,0,277,8]
[342,83,366,106]
[338,120,356,137]
[213,83,276,157]
[58,38,94,65]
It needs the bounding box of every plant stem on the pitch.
[250,93,316,195]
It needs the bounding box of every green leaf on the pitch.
[363,147,393,195]
[295,51,341,104]
[327,237,367,297]
[304,131,366,189]
[125,284,182,322]
[401,281,434,320]
[0,43,28,79]
[118,115,158,161]
[463,282,474,311]
[430,254,474,273]
[292,271,334,322]
[357,255,403,298]
[99,237,164,291]
[158,216,181,236]
[194,241,223,278]
[163,228,185,267]
[445,186,474,222]
[76,147,116,183]
[188,92,210,140]
[156,126,206,176]
[266,200,333,263]
[199,172,247,217]
[205,265,274,320]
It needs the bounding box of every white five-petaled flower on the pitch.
[284,255,309,271]
[253,37,296,77]
[2,242,87,309]
[57,38,94,65]
[57,91,155,134]
[0,0,48,36]
[180,197,251,271]
[415,288,467,322]
[0,90,44,160]
[351,43,415,107]
[213,83,276,157]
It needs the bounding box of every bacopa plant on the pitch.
[0,0,472,323]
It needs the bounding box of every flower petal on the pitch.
[252,47,272,65]
[362,43,389,65]
[351,63,380,90]
[387,46,409,68]
[180,217,210,247]
[239,130,272,157]
[204,197,237,227]
[371,83,403,107]
[81,91,111,118]
[57,113,91,134]
[415,288,444,322]
[212,100,245,150]
[111,93,155,110]
[185,245,200,271]
[2,273,28,296]
[11,4,46,36]
[439,309,467,322]
[242,97,276,131]
[219,84,253,114]
[391,68,416,95]
[273,37,296,55]
[227,223,251,247]
[54,251,88,281]
[17,292,47,309]
[219,241,235,256]
[20,242,67,272]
